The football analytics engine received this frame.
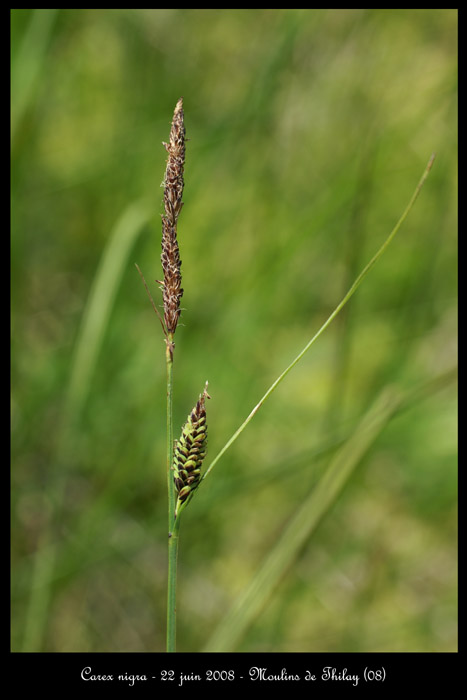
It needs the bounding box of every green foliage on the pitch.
[11,8,457,652]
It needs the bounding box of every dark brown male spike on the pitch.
[161,98,185,337]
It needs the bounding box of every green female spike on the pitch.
[173,383,210,519]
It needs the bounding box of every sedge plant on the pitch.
[137,98,198,652]
[139,99,435,653]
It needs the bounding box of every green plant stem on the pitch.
[165,334,178,651]
[166,338,175,529]
[166,506,180,653]
[201,153,435,484]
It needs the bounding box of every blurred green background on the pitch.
[11,9,457,652]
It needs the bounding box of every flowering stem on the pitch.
[166,487,180,653]
[160,98,185,653]
[166,530,179,652]
[165,334,178,652]
[166,338,175,530]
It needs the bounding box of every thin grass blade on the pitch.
[66,202,151,420]
[201,155,435,485]
[22,201,150,651]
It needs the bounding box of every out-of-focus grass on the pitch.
[11,9,457,652]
